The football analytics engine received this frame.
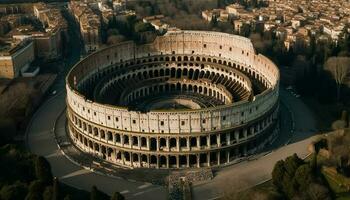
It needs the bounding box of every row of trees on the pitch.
[0,145,125,200]
[272,154,332,200]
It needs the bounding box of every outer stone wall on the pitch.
[65,30,280,169]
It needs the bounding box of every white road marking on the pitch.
[137,182,152,189]
[120,190,129,194]
[60,169,91,179]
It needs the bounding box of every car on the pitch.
[52,90,57,95]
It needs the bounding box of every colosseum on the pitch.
[66,30,280,169]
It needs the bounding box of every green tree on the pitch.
[284,153,304,176]
[272,160,285,191]
[294,164,315,190]
[35,156,53,185]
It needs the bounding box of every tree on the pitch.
[35,156,53,185]
[90,186,99,200]
[324,57,350,101]
[308,183,332,200]
[64,194,72,200]
[272,160,285,191]
[111,192,124,200]
[284,153,304,176]
[25,180,44,200]
[42,186,53,200]
[52,177,59,200]
[90,185,108,200]
[294,164,314,190]
[0,182,27,200]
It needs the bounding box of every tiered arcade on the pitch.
[66,30,280,169]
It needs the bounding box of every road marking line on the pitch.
[60,169,91,179]
[138,183,152,189]
[45,151,60,158]
[120,190,129,194]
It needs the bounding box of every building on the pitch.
[66,31,280,169]
[69,1,102,53]
[0,39,35,79]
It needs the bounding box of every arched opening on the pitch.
[160,138,167,148]
[160,156,167,167]
[150,138,157,151]
[132,136,138,146]
[190,137,197,148]
[179,155,187,167]
[169,156,176,167]
[170,138,177,149]
[141,137,147,147]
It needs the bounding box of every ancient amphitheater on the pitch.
[66,30,280,169]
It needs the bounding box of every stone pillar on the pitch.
[197,137,200,149]
[217,134,221,147]
[112,133,116,144]
[217,152,220,165]
[130,136,134,148]
[146,137,150,150]
[176,155,180,168]
[166,137,170,152]
[147,155,150,168]
[226,133,230,145]
[156,137,160,151]
[227,151,230,163]
[121,151,125,165]
[186,155,190,167]
[207,136,210,148]
[197,154,200,168]
[235,130,239,143]
[207,153,211,167]
[176,138,180,151]
[121,134,124,147]
[244,129,248,139]
[138,136,141,149]
[186,137,190,150]
[138,154,141,167]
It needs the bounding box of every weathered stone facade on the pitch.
[66,30,280,169]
